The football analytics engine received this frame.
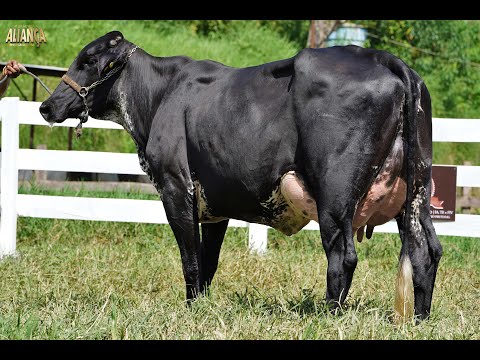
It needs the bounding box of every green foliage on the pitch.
[257,20,310,48]
[188,20,232,37]
[178,20,310,47]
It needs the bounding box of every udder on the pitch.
[280,171,318,223]
[352,176,406,241]
[278,170,405,241]
[352,130,406,241]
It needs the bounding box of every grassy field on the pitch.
[0,187,478,340]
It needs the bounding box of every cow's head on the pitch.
[40,31,135,124]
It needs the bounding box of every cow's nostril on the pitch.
[39,102,52,119]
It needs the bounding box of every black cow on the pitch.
[40,31,442,322]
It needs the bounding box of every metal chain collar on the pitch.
[78,45,137,97]
[62,45,138,137]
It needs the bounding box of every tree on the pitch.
[307,20,345,48]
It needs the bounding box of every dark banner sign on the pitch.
[430,165,457,221]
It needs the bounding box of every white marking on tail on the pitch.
[394,255,414,324]
[410,191,423,235]
[411,187,426,246]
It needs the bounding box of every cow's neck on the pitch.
[107,49,191,151]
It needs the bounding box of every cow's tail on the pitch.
[395,248,414,323]
[379,53,419,323]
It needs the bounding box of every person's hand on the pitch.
[2,60,22,78]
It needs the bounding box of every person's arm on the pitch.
[0,60,22,98]
[0,71,11,98]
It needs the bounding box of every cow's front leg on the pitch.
[161,176,204,301]
[201,220,229,290]
[145,106,206,302]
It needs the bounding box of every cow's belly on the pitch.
[194,172,313,234]
[196,168,405,239]
[262,171,315,235]
[195,180,229,223]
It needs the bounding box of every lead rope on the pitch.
[1,63,53,94]
[3,63,79,136]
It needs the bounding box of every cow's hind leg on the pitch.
[280,170,357,308]
[395,85,443,323]
[318,208,358,310]
[201,220,229,291]
[395,183,442,323]
[416,207,443,320]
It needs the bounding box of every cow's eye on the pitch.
[104,62,115,72]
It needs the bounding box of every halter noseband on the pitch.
[62,45,137,137]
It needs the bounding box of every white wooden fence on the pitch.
[1,97,479,259]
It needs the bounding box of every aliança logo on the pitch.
[5,26,47,47]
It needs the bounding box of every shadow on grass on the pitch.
[229,286,331,317]
[229,286,392,321]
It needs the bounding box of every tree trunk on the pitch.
[307,20,344,48]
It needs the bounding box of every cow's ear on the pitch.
[108,34,123,48]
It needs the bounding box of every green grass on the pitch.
[18,183,159,200]
[0,186,478,339]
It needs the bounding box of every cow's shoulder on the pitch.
[165,59,233,92]
[180,59,230,76]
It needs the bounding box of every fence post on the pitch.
[0,97,19,258]
[248,223,268,255]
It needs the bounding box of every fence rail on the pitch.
[1,98,479,258]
